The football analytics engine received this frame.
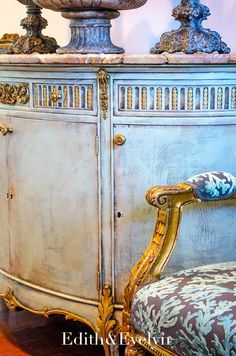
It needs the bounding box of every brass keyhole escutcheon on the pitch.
[50,87,62,103]
[0,123,13,136]
[114,134,126,146]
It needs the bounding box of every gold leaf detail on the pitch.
[96,285,117,356]
[0,288,95,332]
[97,69,109,119]
[0,83,29,105]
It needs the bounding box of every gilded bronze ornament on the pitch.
[114,134,126,146]
[96,285,117,356]
[8,0,58,54]
[0,123,13,136]
[0,83,30,105]
[98,69,109,120]
[0,34,19,54]
[151,0,230,54]
[50,87,62,104]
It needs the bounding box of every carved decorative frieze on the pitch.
[117,84,236,113]
[0,83,30,105]
[33,83,94,110]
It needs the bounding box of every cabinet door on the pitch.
[113,123,236,303]
[0,116,10,271]
[7,117,99,300]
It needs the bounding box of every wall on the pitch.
[0,0,235,54]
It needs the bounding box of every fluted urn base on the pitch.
[57,10,124,54]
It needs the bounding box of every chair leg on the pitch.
[125,344,146,356]
[109,344,120,356]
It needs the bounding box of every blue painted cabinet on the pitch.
[0,57,236,348]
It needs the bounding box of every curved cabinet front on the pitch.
[1,116,100,301]
[1,61,236,353]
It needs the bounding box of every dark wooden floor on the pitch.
[0,301,124,356]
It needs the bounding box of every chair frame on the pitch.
[122,181,236,356]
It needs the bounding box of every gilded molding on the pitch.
[0,83,30,105]
[0,288,96,332]
[97,69,109,120]
[96,285,117,356]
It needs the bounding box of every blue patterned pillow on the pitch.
[186,171,236,201]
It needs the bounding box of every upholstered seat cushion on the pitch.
[131,261,236,356]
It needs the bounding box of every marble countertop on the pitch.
[1,53,236,65]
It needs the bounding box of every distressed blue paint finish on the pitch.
[0,58,236,340]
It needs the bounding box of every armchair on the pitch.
[123,172,236,356]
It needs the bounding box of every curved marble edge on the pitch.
[0,53,236,65]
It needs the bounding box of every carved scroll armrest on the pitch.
[146,171,236,207]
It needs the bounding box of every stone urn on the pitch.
[32,0,147,54]
[9,0,58,54]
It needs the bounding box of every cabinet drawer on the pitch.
[33,80,97,115]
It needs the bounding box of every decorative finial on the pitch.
[8,0,58,54]
[151,0,230,54]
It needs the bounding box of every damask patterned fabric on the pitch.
[186,171,236,201]
[131,262,236,356]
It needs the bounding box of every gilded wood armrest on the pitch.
[123,171,236,335]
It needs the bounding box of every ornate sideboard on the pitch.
[1,53,236,355]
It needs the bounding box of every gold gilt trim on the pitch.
[135,334,177,356]
[0,34,19,50]
[0,83,30,105]
[122,184,196,335]
[97,69,109,120]
[96,285,117,356]
[123,207,169,335]
[0,288,95,332]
